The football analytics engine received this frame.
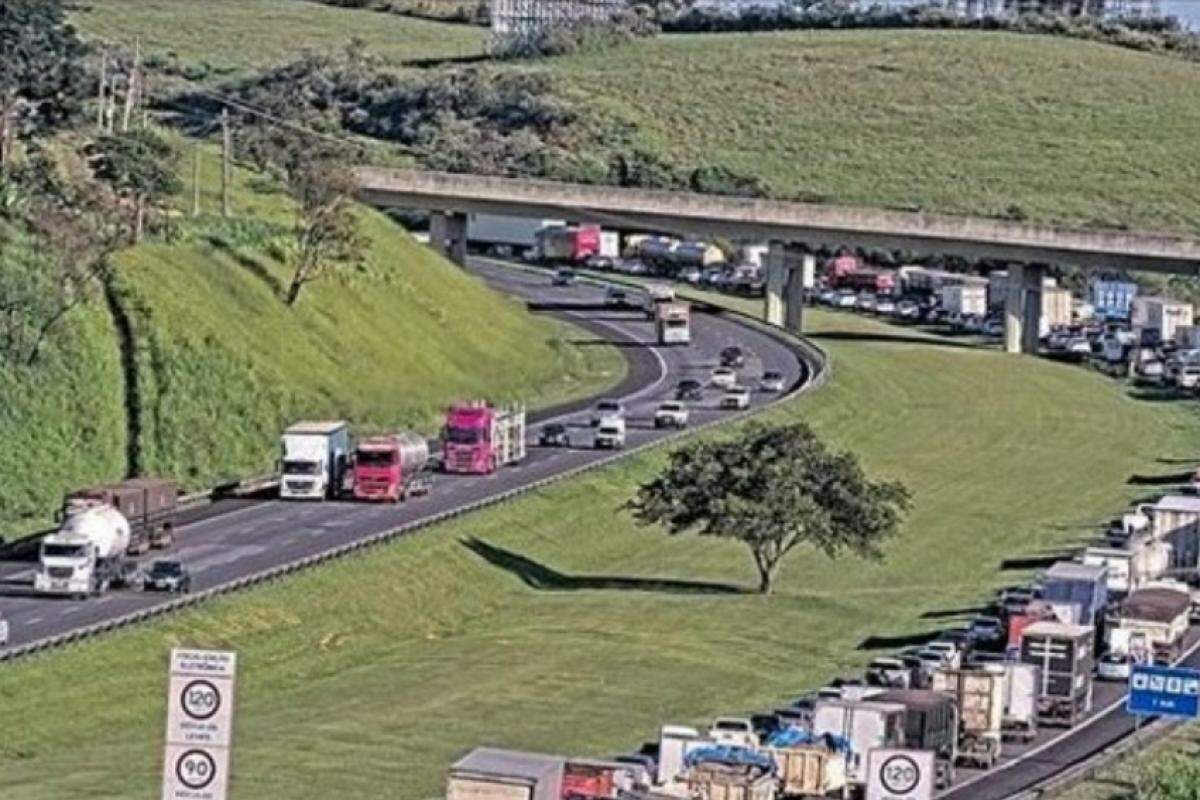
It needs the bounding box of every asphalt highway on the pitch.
[0,259,806,652]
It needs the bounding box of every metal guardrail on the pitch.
[0,284,829,665]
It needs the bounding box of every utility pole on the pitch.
[221,108,232,218]
[97,51,109,132]
[192,145,202,217]
[121,39,141,133]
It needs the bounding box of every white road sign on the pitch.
[164,649,237,800]
[866,749,934,800]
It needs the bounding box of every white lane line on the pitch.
[60,607,81,616]
[25,616,42,625]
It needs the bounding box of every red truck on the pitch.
[536,225,601,264]
[351,432,430,502]
[442,401,527,475]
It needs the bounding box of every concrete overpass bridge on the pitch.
[356,167,1200,354]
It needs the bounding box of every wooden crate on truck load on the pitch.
[931,668,1004,769]
[66,478,178,553]
[1108,587,1192,663]
[1020,622,1095,726]
[767,745,846,798]
[448,748,564,800]
[871,689,958,786]
[685,764,775,800]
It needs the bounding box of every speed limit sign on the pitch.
[867,749,934,800]
[163,650,237,800]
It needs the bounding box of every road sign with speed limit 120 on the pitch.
[866,749,934,800]
[163,649,237,800]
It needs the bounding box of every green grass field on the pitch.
[1056,723,1200,799]
[544,29,1200,234]
[72,0,485,78]
[2,305,1195,799]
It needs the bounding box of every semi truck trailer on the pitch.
[447,748,564,800]
[1020,622,1095,726]
[64,478,178,553]
[34,502,139,598]
[351,432,430,502]
[280,420,351,500]
[656,302,691,346]
[442,401,527,474]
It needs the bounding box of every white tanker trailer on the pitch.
[34,502,139,598]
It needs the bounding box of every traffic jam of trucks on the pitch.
[440,484,1200,800]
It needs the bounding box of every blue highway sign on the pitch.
[1127,664,1200,719]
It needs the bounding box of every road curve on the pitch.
[0,258,817,657]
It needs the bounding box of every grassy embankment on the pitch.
[2,302,1196,799]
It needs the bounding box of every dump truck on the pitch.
[442,402,527,475]
[873,689,959,785]
[279,420,351,500]
[447,748,564,800]
[1107,587,1192,663]
[931,668,1004,769]
[1020,622,1095,726]
[64,478,178,553]
[811,698,906,788]
[684,746,776,800]
[350,432,430,502]
[34,502,139,598]
[763,730,848,799]
[656,302,692,346]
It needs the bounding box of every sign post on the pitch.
[162,649,237,800]
[866,748,934,800]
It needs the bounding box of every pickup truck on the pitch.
[654,402,689,429]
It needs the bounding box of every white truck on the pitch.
[997,662,1039,743]
[812,698,906,787]
[643,284,676,318]
[1083,538,1170,596]
[280,420,351,500]
[34,502,138,598]
[655,302,692,346]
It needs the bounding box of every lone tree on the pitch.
[282,153,365,306]
[629,423,911,594]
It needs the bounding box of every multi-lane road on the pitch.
[0,259,810,653]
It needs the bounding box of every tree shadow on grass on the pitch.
[805,331,983,351]
[857,631,945,651]
[205,235,283,296]
[460,537,749,596]
[1127,471,1192,487]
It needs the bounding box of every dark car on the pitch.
[675,379,704,402]
[142,560,191,593]
[552,269,577,286]
[537,423,571,448]
[720,346,746,368]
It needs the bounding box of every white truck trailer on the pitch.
[656,302,692,346]
[446,747,564,800]
[812,698,906,787]
[34,503,138,598]
[280,420,351,500]
[467,214,564,254]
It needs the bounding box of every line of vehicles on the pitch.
[443,489,1200,800]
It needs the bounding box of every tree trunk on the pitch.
[133,195,146,244]
[284,274,304,306]
[757,567,774,595]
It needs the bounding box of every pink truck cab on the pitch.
[442,401,528,475]
[351,432,429,502]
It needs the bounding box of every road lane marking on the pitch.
[25,616,42,625]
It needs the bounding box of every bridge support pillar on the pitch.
[784,252,815,333]
[429,211,468,267]
[1004,264,1045,355]
[765,241,787,326]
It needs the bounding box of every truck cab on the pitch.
[34,503,134,598]
[352,433,429,502]
[655,302,691,346]
[443,402,526,474]
[280,421,350,500]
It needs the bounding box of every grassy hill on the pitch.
[2,305,1196,799]
[544,29,1200,234]
[72,0,485,79]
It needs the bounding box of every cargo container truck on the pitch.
[643,284,676,318]
[811,699,906,787]
[280,420,351,500]
[1107,587,1191,663]
[684,747,776,800]
[656,302,691,346]
[351,432,430,502]
[447,748,564,800]
[997,662,1039,743]
[1041,561,1109,637]
[1020,622,1095,726]
[468,214,564,253]
[442,402,527,474]
[64,478,178,553]
[930,668,1004,769]
[1082,538,1170,597]
[34,502,140,598]
[872,689,959,783]
[536,225,601,264]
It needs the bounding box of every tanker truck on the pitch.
[34,502,139,598]
[351,432,431,502]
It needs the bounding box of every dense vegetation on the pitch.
[2,306,1196,798]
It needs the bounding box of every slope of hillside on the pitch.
[3,307,1196,799]
[112,153,623,487]
[544,29,1200,234]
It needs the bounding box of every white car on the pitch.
[760,371,786,392]
[721,386,751,410]
[856,293,876,312]
[922,641,962,670]
[654,401,689,429]
[866,657,911,689]
[591,399,625,426]
[1067,337,1092,356]
[0,613,8,648]
[592,417,626,449]
[1097,652,1133,681]
[710,367,738,390]
[835,291,857,308]
[875,299,896,315]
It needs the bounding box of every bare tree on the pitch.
[283,156,365,306]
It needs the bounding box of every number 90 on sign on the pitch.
[176,749,217,790]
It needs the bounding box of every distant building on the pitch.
[489,0,624,54]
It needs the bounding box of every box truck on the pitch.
[811,699,906,786]
[1107,587,1192,663]
[997,662,1039,743]
[442,402,526,474]
[656,302,692,346]
[872,689,959,783]
[447,748,564,800]
[280,421,350,500]
[351,432,430,502]
[1020,622,1095,726]
[930,669,1004,769]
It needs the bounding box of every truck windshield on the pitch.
[355,451,396,467]
[666,320,688,329]
[446,427,484,445]
[42,543,86,558]
[282,460,320,475]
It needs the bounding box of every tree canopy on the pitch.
[629,422,911,594]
